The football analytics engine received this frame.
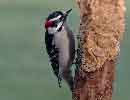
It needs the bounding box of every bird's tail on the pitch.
[58,77,62,88]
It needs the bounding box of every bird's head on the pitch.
[44,9,72,33]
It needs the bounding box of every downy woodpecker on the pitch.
[44,9,75,91]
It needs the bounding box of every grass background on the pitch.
[0,0,129,100]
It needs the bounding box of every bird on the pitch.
[44,9,75,91]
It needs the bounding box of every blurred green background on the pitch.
[0,0,129,100]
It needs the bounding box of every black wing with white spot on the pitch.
[45,31,59,78]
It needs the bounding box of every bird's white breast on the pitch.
[54,27,70,66]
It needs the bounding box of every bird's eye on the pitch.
[53,19,60,26]
[54,16,63,23]
[59,16,63,20]
[56,19,61,23]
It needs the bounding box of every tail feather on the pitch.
[58,77,62,88]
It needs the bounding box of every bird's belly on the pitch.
[54,32,70,66]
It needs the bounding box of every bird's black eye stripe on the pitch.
[59,16,63,20]
[51,18,62,27]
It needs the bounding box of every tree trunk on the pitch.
[72,0,125,100]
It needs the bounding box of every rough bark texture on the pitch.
[73,60,115,100]
[72,0,125,100]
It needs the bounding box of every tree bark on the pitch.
[73,60,115,100]
[72,0,125,100]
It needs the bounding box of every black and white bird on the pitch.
[44,9,75,91]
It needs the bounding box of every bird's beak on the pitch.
[65,9,72,16]
[63,9,72,22]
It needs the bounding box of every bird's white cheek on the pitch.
[47,27,57,34]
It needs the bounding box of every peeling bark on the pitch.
[72,0,125,100]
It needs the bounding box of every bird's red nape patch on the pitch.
[44,20,53,28]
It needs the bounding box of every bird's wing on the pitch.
[45,31,59,78]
